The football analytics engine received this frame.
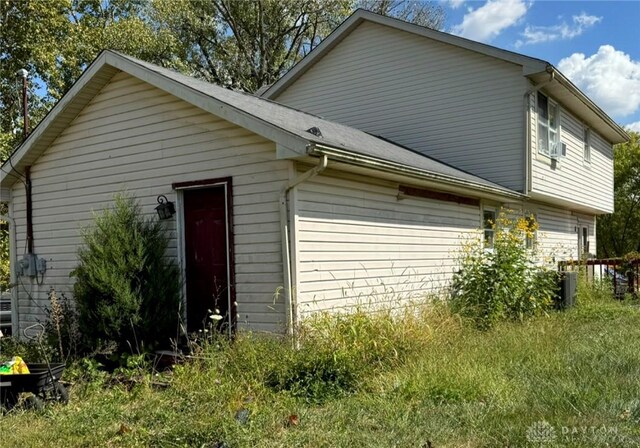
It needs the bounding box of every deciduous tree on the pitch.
[151,0,445,92]
[597,131,640,257]
[0,0,445,290]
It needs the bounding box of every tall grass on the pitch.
[2,290,640,447]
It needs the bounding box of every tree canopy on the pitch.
[597,131,640,258]
[0,0,445,159]
[0,0,446,290]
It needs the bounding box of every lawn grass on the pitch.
[1,298,640,447]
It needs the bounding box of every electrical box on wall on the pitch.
[36,257,47,275]
[19,253,46,277]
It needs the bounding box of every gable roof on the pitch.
[0,50,521,199]
[261,9,628,144]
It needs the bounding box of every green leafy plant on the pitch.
[0,203,9,292]
[72,193,181,355]
[0,335,44,363]
[451,210,558,329]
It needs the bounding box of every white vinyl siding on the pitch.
[535,206,579,261]
[533,205,595,262]
[10,72,290,334]
[583,127,591,163]
[530,93,614,213]
[274,21,527,192]
[294,173,479,315]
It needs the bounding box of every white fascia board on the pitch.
[551,69,629,143]
[260,14,362,99]
[0,52,112,189]
[309,144,526,201]
[262,9,549,99]
[0,51,311,191]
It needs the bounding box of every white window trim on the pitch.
[524,211,537,250]
[579,225,590,258]
[537,92,563,159]
[482,206,497,250]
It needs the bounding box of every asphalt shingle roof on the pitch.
[122,53,516,194]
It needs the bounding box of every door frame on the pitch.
[173,177,236,335]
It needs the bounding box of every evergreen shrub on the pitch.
[72,193,181,354]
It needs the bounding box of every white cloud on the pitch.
[452,0,529,42]
[558,45,640,118]
[448,0,465,9]
[625,121,640,133]
[516,12,602,47]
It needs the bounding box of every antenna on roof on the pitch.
[16,69,29,139]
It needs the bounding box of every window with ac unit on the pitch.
[537,92,563,158]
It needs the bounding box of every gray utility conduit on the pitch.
[279,154,328,337]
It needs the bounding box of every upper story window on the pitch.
[583,127,591,163]
[537,92,561,158]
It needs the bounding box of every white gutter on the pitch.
[548,66,629,143]
[308,144,526,201]
[279,154,328,337]
[0,214,18,336]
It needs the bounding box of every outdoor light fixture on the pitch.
[155,194,176,220]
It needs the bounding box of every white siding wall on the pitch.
[536,205,579,261]
[275,21,527,191]
[294,173,480,315]
[11,72,290,334]
[530,92,614,213]
[520,203,595,262]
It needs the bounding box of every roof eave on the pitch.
[550,68,629,143]
[1,51,313,190]
[261,13,365,99]
[309,143,526,201]
[526,68,629,144]
[1,51,116,188]
[262,9,628,144]
[262,9,549,100]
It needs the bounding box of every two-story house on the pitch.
[261,10,627,260]
[0,10,628,335]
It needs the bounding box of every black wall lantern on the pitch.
[155,194,176,220]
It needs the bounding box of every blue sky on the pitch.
[441,0,640,131]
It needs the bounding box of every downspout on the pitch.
[523,91,532,195]
[280,153,328,338]
[0,214,18,335]
[524,67,555,195]
[24,167,33,253]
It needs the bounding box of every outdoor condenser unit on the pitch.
[556,271,577,309]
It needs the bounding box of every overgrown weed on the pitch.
[2,292,640,447]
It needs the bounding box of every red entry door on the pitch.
[183,186,230,333]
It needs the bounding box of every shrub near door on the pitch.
[72,193,181,356]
